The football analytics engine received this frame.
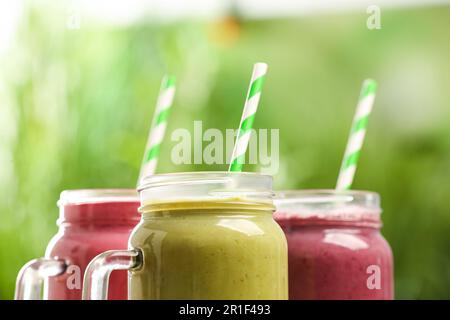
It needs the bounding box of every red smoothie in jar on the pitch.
[274,190,394,300]
[16,189,140,300]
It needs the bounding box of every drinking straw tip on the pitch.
[360,79,377,99]
[163,75,176,89]
[254,62,268,72]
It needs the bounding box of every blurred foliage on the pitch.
[1,3,450,299]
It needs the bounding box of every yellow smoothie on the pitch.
[129,199,288,299]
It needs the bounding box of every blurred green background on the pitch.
[1,1,450,299]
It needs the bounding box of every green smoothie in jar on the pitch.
[83,172,288,300]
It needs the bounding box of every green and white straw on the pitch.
[138,75,176,183]
[229,62,268,172]
[336,79,377,190]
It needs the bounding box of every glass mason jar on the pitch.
[274,190,394,300]
[83,172,288,300]
[15,189,140,300]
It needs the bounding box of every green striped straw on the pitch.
[138,75,176,183]
[336,79,377,190]
[229,63,268,172]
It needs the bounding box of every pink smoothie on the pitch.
[44,190,140,300]
[274,191,394,300]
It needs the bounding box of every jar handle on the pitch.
[15,258,67,300]
[82,249,142,300]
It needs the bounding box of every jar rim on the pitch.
[138,171,273,209]
[58,189,139,207]
[138,171,272,191]
[274,189,381,223]
[274,189,380,208]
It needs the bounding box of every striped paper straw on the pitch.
[138,75,176,183]
[229,63,268,172]
[336,79,377,190]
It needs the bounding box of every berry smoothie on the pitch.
[16,190,140,300]
[274,190,394,300]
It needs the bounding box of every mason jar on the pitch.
[15,189,140,300]
[83,172,288,300]
[274,190,394,300]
